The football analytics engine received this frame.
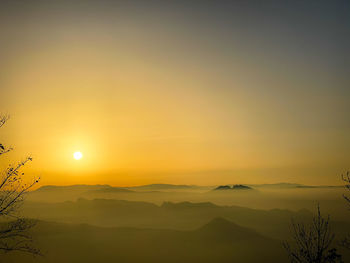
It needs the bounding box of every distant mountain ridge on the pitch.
[128,184,197,190]
[35,184,112,192]
[214,184,253,191]
[247,183,343,189]
[33,182,342,193]
[22,198,316,240]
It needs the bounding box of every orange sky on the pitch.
[1,1,349,186]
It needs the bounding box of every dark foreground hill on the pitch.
[3,218,286,263]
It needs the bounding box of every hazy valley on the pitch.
[2,183,349,262]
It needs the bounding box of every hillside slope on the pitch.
[3,218,286,263]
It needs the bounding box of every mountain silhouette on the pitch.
[214,184,253,191]
[195,217,264,242]
[214,185,231,190]
[2,219,287,263]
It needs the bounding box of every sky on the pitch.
[0,0,349,186]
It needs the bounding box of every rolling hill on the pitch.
[22,198,316,240]
[2,218,287,263]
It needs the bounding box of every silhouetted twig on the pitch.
[0,114,41,256]
[283,205,342,263]
[341,171,350,250]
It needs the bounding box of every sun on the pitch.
[73,151,83,160]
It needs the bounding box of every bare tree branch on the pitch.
[0,115,9,129]
[0,115,12,157]
[283,205,342,263]
[0,114,40,256]
[340,171,350,250]
[342,171,350,207]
